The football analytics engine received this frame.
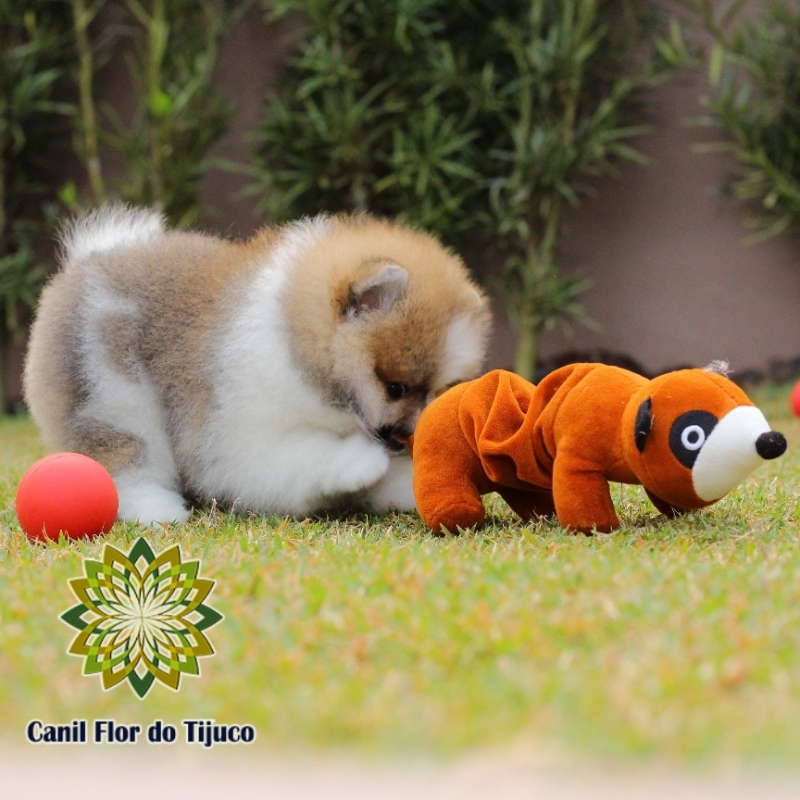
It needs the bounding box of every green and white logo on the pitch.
[60,537,223,699]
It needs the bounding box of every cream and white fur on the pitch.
[24,205,490,524]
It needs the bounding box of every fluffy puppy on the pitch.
[24,205,490,523]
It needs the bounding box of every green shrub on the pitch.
[0,1,73,410]
[691,0,800,240]
[0,0,249,408]
[254,0,669,378]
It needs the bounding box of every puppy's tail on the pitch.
[58,203,166,269]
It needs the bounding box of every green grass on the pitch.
[0,385,798,763]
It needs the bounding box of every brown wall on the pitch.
[497,71,800,376]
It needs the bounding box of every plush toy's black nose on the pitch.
[756,431,787,460]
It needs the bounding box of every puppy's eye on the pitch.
[386,382,409,400]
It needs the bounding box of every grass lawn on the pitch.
[0,384,798,764]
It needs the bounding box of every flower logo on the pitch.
[60,537,223,698]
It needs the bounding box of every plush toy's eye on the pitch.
[669,411,718,469]
[681,425,706,451]
[634,398,652,453]
[386,382,409,400]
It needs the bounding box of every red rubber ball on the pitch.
[16,453,118,542]
[792,380,800,419]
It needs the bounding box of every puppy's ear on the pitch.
[348,263,407,318]
[634,397,652,453]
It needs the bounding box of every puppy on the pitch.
[23,205,490,523]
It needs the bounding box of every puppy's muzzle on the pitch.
[376,424,412,453]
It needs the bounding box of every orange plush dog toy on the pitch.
[412,363,787,533]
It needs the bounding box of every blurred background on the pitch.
[3,0,800,413]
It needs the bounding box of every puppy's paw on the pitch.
[330,434,390,494]
[363,455,415,512]
[117,482,191,524]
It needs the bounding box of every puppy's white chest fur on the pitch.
[197,262,383,516]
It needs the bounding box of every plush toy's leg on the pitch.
[645,490,687,520]
[496,486,556,522]
[412,438,487,534]
[413,460,487,533]
[551,455,619,534]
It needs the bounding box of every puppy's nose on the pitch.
[376,425,411,453]
[755,431,787,460]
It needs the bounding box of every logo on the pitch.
[60,537,223,698]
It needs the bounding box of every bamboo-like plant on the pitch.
[255,0,668,378]
[483,1,664,377]
[0,1,72,410]
[689,0,800,241]
[67,0,111,206]
[68,0,249,226]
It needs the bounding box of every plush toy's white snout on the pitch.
[692,406,787,502]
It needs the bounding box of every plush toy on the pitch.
[411,363,787,534]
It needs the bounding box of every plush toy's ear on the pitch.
[634,398,652,453]
[348,263,407,318]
